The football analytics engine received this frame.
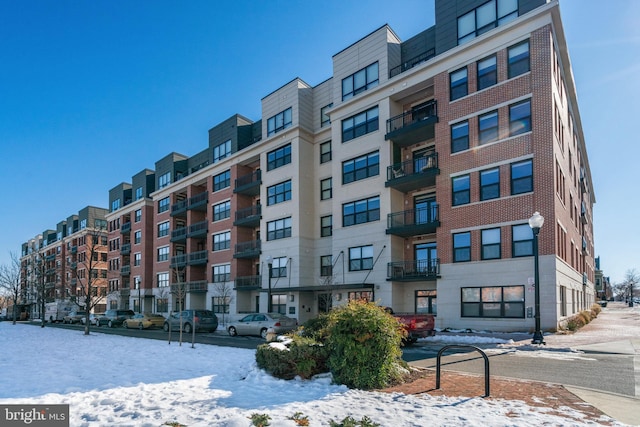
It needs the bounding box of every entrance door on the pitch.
[416,290,437,315]
[414,195,437,225]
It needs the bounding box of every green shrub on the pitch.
[299,313,330,342]
[255,334,329,380]
[329,415,381,427]
[325,300,405,390]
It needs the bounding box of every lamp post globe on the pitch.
[529,212,545,345]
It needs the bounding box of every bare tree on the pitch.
[168,263,187,346]
[212,281,234,326]
[0,252,23,325]
[74,226,109,335]
[623,269,639,303]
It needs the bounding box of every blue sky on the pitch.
[1,1,638,285]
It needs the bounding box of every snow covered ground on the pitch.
[0,322,622,426]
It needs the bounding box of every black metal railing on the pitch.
[386,100,437,134]
[387,259,440,280]
[387,153,438,181]
[389,49,436,78]
[387,205,439,229]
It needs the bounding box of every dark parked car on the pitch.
[97,309,135,328]
[163,310,218,333]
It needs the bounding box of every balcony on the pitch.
[386,206,440,237]
[70,246,77,254]
[171,280,208,293]
[121,222,131,234]
[188,250,208,266]
[170,254,187,269]
[385,154,439,192]
[120,287,130,297]
[45,254,55,261]
[385,100,438,147]
[234,170,262,196]
[121,243,131,255]
[389,49,436,78]
[234,275,262,290]
[234,239,261,259]
[387,259,440,281]
[234,204,262,227]
[121,265,131,276]
[187,221,208,239]
[171,227,187,242]
[188,192,208,212]
[170,199,188,217]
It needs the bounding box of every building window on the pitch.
[320,255,333,277]
[480,168,500,201]
[270,256,288,278]
[271,294,287,315]
[212,296,230,314]
[509,99,531,136]
[213,140,231,163]
[477,55,497,90]
[158,197,170,213]
[479,110,499,144]
[135,187,143,200]
[321,215,332,237]
[158,172,171,189]
[213,170,231,191]
[157,272,169,287]
[157,221,170,238]
[349,245,373,271]
[111,199,120,212]
[267,180,292,206]
[512,224,534,257]
[481,228,501,260]
[134,230,142,244]
[157,246,169,262]
[320,141,332,163]
[453,232,471,262]
[267,143,292,171]
[342,151,379,184]
[457,0,518,45]
[212,231,231,251]
[348,291,372,302]
[321,104,333,127]
[134,252,142,266]
[449,67,468,101]
[267,107,292,136]
[461,285,525,318]
[342,106,379,143]
[342,196,380,227]
[156,298,169,312]
[508,39,530,79]
[80,219,87,229]
[451,121,469,154]
[267,217,292,241]
[511,160,533,195]
[342,62,379,100]
[452,175,470,206]
[134,209,142,223]
[213,264,231,283]
[320,178,332,200]
[213,201,231,221]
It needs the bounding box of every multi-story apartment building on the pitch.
[20,206,109,318]
[98,0,595,332]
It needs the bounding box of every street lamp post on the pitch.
[630,281,634,307]
[265,256,273,313]
[529,211,545,345]
[136,277,142,313]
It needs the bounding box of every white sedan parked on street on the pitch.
[227,313,297,339]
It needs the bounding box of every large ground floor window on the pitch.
[416,290,437,315]
[461,285,524,318]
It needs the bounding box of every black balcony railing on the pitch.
[188,250,208,266]
[234,239,261,259]
[387,100,437,135]
[234,170,262,195]
[234,204,262,227]
[235,275,262,290]
[170,254,188,268]
[188,192,208,211]
[387,259,440,281]
[171,199,188,217]
[385,100,438,147]
[121,222,131,234]
[389,49,436,78]
[386,205,440,237]
[385,153,439,192]
[121,265,131,276]
[171,227,187,242]
[121,243,131,255]
[187,221,208,238]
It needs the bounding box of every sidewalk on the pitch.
[389,302,640,426]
